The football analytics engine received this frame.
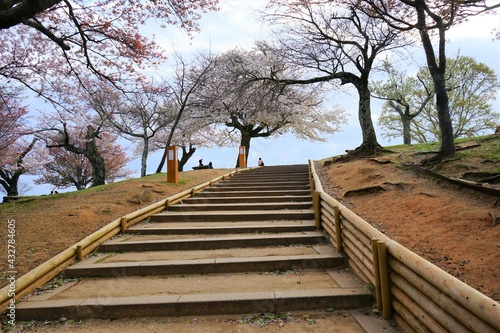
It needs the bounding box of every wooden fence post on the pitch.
[371,238,382,312]
[120,217,127,234]
[334,206,343,253]
[377,240,392,320]
[76,245,83,261]
[313,191,321,229]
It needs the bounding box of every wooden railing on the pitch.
[309,160,500,333]
[0,168,248,313]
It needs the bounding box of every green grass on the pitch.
[387,135,499,157]
[387,142,439,152]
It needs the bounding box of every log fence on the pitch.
[309,160,500,333]
[0,168,247,313]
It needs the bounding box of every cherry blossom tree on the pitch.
[193,46,346,167]
[154,51,218,173]
[86,80,173,177]
[34,132,132,191]
[0,88,39,196]
[35,122,110,187]
[0,0,219,102]
[0,89,29,157]
[0,138,38,197]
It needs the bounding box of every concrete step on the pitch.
[149,209,315,222]
[230,172,309,179]
[194,190,312,197]
[64,253,344,277]
[222,176,309,183]
[99,231,326,252]
[206,184,310,192]
[237,165,309,174]
[217,177,310,186]
[214,181,310,188]
[126,220,317,235]
[182,195,312,204]
[16,270,372,321]
[167,202,313,212]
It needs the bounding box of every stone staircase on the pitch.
[16,165,373,321]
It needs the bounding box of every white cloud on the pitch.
[447,11,499,41]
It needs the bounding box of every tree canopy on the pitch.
[376,56,499,143]
[191,46,347,166]
[261,0,409,155]
[0,0,219,97]
[355,0,500,160]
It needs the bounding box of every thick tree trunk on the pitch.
[178,145,196,172]
[416,1,455,161]
[0,169,20,196]
[84,126,106,187]
[433,75,455,158]
[6,172,20,196]
[353,84,382,154]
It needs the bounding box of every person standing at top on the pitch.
[258,158,265,167]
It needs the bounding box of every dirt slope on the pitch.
[318,136,500,301]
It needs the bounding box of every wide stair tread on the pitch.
[149,210,315,222]
[99,231,326,251]
[65,242,341,278]
[168,202,313,211]
[16,270,371,320]
[181,195,312,204]
[194,190,311,197]
[126,220,317,235]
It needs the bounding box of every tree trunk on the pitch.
[402,115,412,145]
[156,104,188,173]
[0,169,20,196]
[6,172,20,196]
[156,148,167,174]
[178,145,196,171]
[140,137,148,177]
[354,84,381,154]
[433,75,455,158]
[416,1,455,161]
[84,125,106,187]
[0,138,38,196]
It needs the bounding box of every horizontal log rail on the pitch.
[0,168,248,314]
[308,160,500,332]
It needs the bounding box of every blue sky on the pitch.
[23,0,500,194]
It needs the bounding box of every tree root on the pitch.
[324,143,391,165]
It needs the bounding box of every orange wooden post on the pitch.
[166,146,178,183]
[238,146,246,168]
